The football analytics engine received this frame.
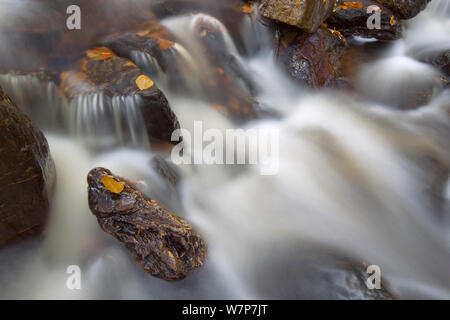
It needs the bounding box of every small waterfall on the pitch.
[64,93,150,149]
[0,74,66,130]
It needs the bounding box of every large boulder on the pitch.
[259,0,336,33]
[0,87,55,248]
[87,167,207,281]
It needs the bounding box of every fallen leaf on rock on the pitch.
[158,38,175,50]
[136,75,154,90]
[242,4,253,14]
[101,176,125,194]
[390,15,397,26]
[343,1,363,9]
[86,47,115,60]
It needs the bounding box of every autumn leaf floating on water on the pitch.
[101,176,125,194]
[86,47,115,60]
[136,75,154,90]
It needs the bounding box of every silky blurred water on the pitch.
[0,0,449,299]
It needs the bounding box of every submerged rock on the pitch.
[259,0,336,33]
[0,87,55,248]
[373,0,431,19]
[87,167,207,281]
[326,0,402,40]
[418,50,450,85]
[60,47,180,147]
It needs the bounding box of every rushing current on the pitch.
[0,0,449,299]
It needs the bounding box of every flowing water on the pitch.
[0,0,449,299]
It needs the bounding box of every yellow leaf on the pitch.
[390,15,397,26]
[343,1,363,9]
[136,75,154,90]
[101,176,125,194]
[158,38,175,50]
[242,5,253,14]
[86,47,115,60]
[216,67,225,76]
[124,61,137,68]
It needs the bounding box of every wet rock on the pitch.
[101,21,195,93]
[151,155,182,196]
[246,243,395,299]
[0,87,55,248]
[191,14,263,122]
[60,47,180,146]
[277,25,347,88]
[418,50,450,84]
[259,0,336,33]
[87,167,207,281]
[326,0,402,40]
[373,0,431,19]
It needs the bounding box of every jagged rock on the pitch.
[0,87,55,248]
[326,0,402,40]
[259,0,336,33]
[373,0,431,19]
[87,167,207,281]
[277,25,347,88]
[60,47,180,146]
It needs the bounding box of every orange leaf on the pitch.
[242,5,253,14]
[101,176,125,194]
[216,67,225,76]
[158,38,175,50]
[390,15,397,26]
[136,75,154,90]
[124,61,137,68]
[343,1,363,9]
[86,47,115,60]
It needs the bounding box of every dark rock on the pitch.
[101,21,193,93]
[0,87,55,248]
[191,14,263,122]
[277,25,347,88]
[60,47,180,146]
[151,155,182,196]
[246,242,395,299]
[87,167,207,281]
[373,0,431,19]
[418,50,450,83]
[326,0,402,40]
[259,0,336,33]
